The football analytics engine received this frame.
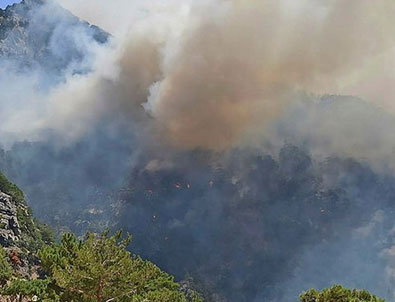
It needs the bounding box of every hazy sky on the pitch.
[0,0,20,9]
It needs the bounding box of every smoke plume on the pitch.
[3,0,395,152]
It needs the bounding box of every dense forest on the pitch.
[0,170,387,302]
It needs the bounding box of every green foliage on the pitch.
[2,279,58,302]
[37,221,56,245]
[300,285,385,302]
[0,172,196,301]
[38,230,192,302]
[0,171,23,203]
[16,206,55,254]
[0,246,12,285]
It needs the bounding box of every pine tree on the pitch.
[38,230,189,302]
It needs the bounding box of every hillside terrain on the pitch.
[0,171,51,279]
[0,0,116,234]
[0,172,202,302]
[0,173,385,302]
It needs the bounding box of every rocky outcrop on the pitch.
[0,191,20,247]
[0,172,53,279]
[0,190,33,278]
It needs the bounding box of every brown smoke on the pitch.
[4,0,395,151]
[134,0,395,150]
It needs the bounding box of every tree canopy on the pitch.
[0,230,201,302]
[0,232,387,302]
[300,285,385,302]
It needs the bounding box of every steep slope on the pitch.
[114,145,395,302]
[0,172,52,278]
[0,0,124,236]
[0,172,202,302]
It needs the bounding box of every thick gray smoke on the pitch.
[2,0,395,302]
[3,0,395,152]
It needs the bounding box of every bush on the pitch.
[0,172,23,203]
[0,246,12,285]
[2,279,56,302]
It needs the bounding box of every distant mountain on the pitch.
[0,0,108,73]
[0,0,131,237]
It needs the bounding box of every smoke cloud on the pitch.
[3,0,395,152]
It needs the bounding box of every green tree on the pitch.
[0,172,23,203]
[2,279,58,302]
[38,230,191,302]
[0,246,12,285]
[300,285,385,302]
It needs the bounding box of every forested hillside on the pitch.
[0,171,385,302]
[0,172,201,302]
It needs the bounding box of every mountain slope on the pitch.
[0,171,202,302]
[0,171,52,278]
[0,0,108,73]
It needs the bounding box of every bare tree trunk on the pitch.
[97,279,103,302]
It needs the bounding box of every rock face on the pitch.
[0,172,53,278]
[0,190,32,278]
[0,191,20,247]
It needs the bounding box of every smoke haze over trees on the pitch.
[2,0,395,301]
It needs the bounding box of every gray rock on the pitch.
[0,191,20,246]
